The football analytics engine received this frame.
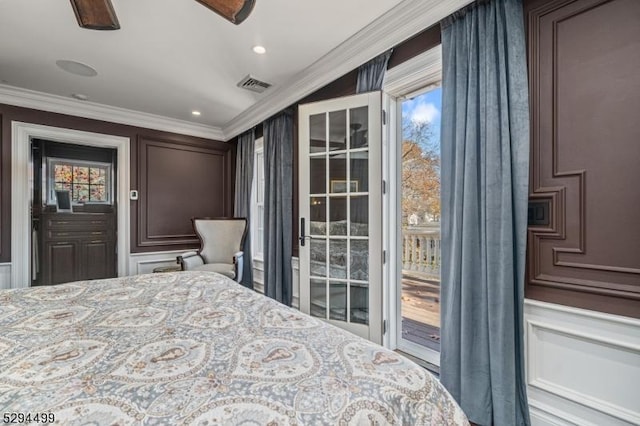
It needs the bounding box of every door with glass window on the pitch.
[298,92,382,343]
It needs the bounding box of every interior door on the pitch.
[299,92,383,344]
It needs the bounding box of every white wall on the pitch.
[525,299,640,426]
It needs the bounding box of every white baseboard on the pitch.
[525,299,640,426]
[0,263,11,290]
[128,250,185,275]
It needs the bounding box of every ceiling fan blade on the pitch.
[194,0,256,25]
[69,0,120,30]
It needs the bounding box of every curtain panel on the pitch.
[233,128,255,288]
[263,110,294,306]
[440,0,531,425]
[356,49,392,93]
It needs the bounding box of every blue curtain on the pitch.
[440,0,531,425]
[356,49,392,93]
[263,110,293,306]
[234,128,255,289]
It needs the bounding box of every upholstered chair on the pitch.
[177,217,247,282]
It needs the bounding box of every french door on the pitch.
[298,92,383,344]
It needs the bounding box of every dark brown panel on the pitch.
[46,242,78,284]
[137,136,230,248]
[387,24,441,69]
[83,240,115,280]
[525,0,640,318]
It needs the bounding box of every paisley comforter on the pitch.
[0,271,467,425]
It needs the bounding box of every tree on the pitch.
[402,120,440,224]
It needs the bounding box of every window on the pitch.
[47,158,112,204]
[251,138,265,260]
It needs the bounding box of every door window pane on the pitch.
[350,196,368,236]
[310,239,326,277]
[310,114,326,153]
[310,157,326,194]
[310,197,326,235]
[89,168,106,185]
[329,153,347,193]
[310,279,326,319]
[74,184,89,202]
[54,165,72,183]
[349,106,368,149]
[350,283,368,324]
[55,182,72,192]
[73,166,89,183]
[329,281,347,321]
[350,152,368,193]
[329,197,347,235]
[329,240,347,279]
[329,110,347,152]
[350,240,368,281]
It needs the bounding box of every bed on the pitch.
[0,271,467,425]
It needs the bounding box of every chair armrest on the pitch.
[176,251,204,271]
[233,251,244,283]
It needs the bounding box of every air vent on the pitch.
[237,75,272,93]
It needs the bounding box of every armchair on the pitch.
[177,217,248,282]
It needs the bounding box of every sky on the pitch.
[401,86,442,147]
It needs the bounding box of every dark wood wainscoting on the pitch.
[136,136,233,249]
[525,0,640,318]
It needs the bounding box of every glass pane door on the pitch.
[299,92,382,343]
[396,86,442,365]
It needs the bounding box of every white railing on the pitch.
[402,225,441,278]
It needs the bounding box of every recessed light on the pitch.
[192,110,201,116]
[252,45,266,54]
[71,93,89,101]
[56,60,98,77]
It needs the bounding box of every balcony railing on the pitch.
[402,225,441,279]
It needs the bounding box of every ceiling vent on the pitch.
[237,75,272,93]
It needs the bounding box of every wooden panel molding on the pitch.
[525,0,640,317]
[525,299,640,425]
[137,136,232,249]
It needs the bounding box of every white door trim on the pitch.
[11,121,130,289]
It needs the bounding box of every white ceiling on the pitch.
[0,0,404,129]
[0,0,472,140]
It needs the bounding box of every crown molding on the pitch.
[222,0,473,139]
[0,84,225,141]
